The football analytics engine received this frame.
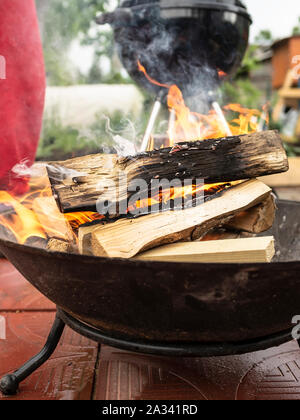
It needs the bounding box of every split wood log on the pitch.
[33,196,74,242]
[78,223,99,255]
[31,165,76,243]
[136,236,275,264]
[226,194,276,233]
[79,179,272,259]
[48,130,288,214]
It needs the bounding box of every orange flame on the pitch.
[137,60,170,89]
[0,176,104,244]
[127,181,237,214]
[0,191,46,244]
[218,69,227,78]
[65,211,104,230]
[138,61,269,147]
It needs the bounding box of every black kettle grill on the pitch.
[97,0,252,97]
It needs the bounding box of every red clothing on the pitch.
[0,0,45,195]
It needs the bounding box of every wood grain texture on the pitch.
[136,236,275,263]
[260,157,300,187]
[79,180,272,259]
[48,131,288,213]
[33,196,74,241]
[226,194,276,233]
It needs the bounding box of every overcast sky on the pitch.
[244,0,300,42]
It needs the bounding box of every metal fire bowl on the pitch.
[0,200,300,344]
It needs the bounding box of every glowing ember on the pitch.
[65,211,104,231]
[127,182,235,214]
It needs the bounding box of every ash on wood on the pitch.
[79,179,272,259]
[136,236,275,263]
[48,131,288,214]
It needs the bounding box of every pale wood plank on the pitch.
[136,236,275,263]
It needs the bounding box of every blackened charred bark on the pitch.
[48,131,288,214]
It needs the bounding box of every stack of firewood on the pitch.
[40,130,288,264]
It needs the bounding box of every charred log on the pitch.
[48,131,288,214]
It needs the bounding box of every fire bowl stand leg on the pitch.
[0,314,65,396]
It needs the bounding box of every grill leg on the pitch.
[0,313,65,396]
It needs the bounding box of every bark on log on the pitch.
[79,180,272,259]
[48,130,288,214]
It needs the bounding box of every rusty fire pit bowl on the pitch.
[0,199,300,344]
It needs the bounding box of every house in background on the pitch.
[271,35,300,140]
[249,36,300,140]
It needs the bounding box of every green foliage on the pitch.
[293,17,300,35]
[235,45,260,79]
[284,142,300,157]
[221,79,263,109]
[254,30,273,46]
[36,0,116,86]
[37,105,153,161]
[37,113,88,160]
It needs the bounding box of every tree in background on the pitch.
[35,0,125,86]
[254,30,273,46]
[293,17,300,35]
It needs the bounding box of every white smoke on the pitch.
[11,159,85,182]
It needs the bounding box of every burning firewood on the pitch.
[136,236,275,264]
[33,196,75,242]
[78,180,272,259]
[48,130,288,214]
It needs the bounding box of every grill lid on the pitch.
[118,0,252,21]
[96,0,252,106]
[159,0,252,21]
